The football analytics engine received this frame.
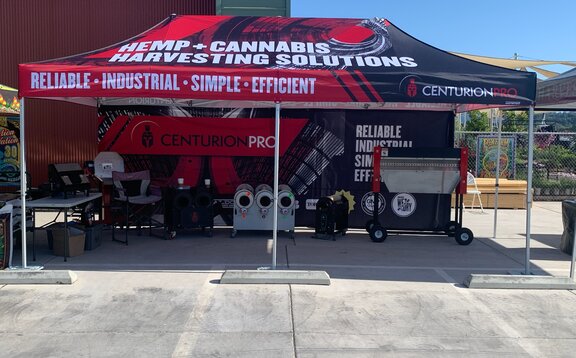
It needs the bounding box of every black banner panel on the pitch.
[98,106,454,229]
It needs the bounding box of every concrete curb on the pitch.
[220,270,330,285]
[0,270,78,285]
[465,274,576,290]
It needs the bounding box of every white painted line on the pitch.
[171,266,223,358]
[42,262,572,274]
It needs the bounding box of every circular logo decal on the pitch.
[361,192,386,215]
[391,193,416,217]
[131,120,161,149]
[399,75,421,98]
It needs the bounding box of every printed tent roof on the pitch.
[19,15,536,111]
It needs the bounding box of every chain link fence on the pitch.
[455,131,576,201]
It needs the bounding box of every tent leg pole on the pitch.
[571,224,576,279]
[272,102,281,270]
[20,98,28,269]
[493,115,502,239]
[525,106,535,275]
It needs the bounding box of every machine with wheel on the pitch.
[314,193,349,240]
[254,184,275,228]
[233,183,293,237]
[232,183,255,237]
[277,184,296,234]
[367,146,473,245]
[164,185,214,238]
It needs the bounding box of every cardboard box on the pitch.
[451,179,530,209]
[50,224,85,257]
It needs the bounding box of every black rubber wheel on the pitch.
[369,225,387,243]
[365,219,376,233]
[445,220,457,237]
[454,227,474,245]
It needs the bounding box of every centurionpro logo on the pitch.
[160,134,276,149]
[421,85,519,98]
[109,115,308,157]
[399,75,421,98]
[141,125,154,148]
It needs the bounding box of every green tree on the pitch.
[534,144,576,179]
[501,111,528,132]
[454,114,464,132]
[465,110,490,131]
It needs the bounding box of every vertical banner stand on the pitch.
[10,98,42,271]
[20,98,27,268]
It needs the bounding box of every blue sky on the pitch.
[292,0,576,74]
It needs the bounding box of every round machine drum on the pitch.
[255,184,274,209]
[174,191,194,209]
[278,184,294,209]
[235,183,254,193]
[234,184,254,209]
[255,184,272,193]
[195,190,213,208]
[316,196,334,211]
[255,190,274,209]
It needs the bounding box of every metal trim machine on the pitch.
[232,183,296,237]
[367,146,473,245]
[164,186,214,238]
[277,184,296,233]
[48,163,91,198]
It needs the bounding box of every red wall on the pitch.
[0,0,215,187]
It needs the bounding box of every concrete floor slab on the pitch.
[2,202,576,357]
[220,270,330,285]
[0,269,77,284]
[465,274,576,289]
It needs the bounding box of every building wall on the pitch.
[0,0,215,187]
[216,0,290,16]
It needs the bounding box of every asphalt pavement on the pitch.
[1,201,575,357]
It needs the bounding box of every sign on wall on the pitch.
[0,213,11,269]
[476,135,516,179]
[0,116,20,187]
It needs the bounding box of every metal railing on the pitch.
[455,131,576,201]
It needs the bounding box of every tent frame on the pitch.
[16,98,538,274]
[14,14,540,273]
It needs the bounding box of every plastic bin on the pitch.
[69,222,104,250]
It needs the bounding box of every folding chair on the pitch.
[111,170,163,244]
[466,172,485,212]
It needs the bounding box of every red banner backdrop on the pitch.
[98,116,308,156]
